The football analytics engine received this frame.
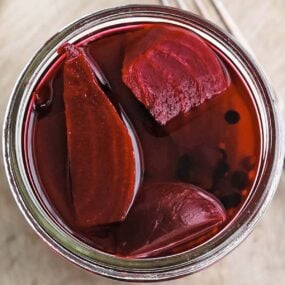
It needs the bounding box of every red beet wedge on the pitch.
[117,182,226,258]
[62,44,136,228]
[122,25,229,125]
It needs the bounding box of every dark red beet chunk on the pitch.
[62,44,136,228]
[122,25,229,125]
[116,182,226,258]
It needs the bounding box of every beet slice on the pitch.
[122,25,229,125]
[62,44,136,228]
[116,182,226,258]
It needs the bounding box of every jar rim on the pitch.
[3,4,284,282]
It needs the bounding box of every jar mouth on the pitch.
[3,5,284,281]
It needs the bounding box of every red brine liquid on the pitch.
[24,23,261,258]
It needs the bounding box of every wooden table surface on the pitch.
[0,1,284,284]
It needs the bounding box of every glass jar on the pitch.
[3,5,284,282]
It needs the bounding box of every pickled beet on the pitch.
[122,25,229,124]
[116,183,226,258]
[26,23,261,258]
[62,44,136,227]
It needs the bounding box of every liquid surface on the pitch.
[24,23,261,258]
